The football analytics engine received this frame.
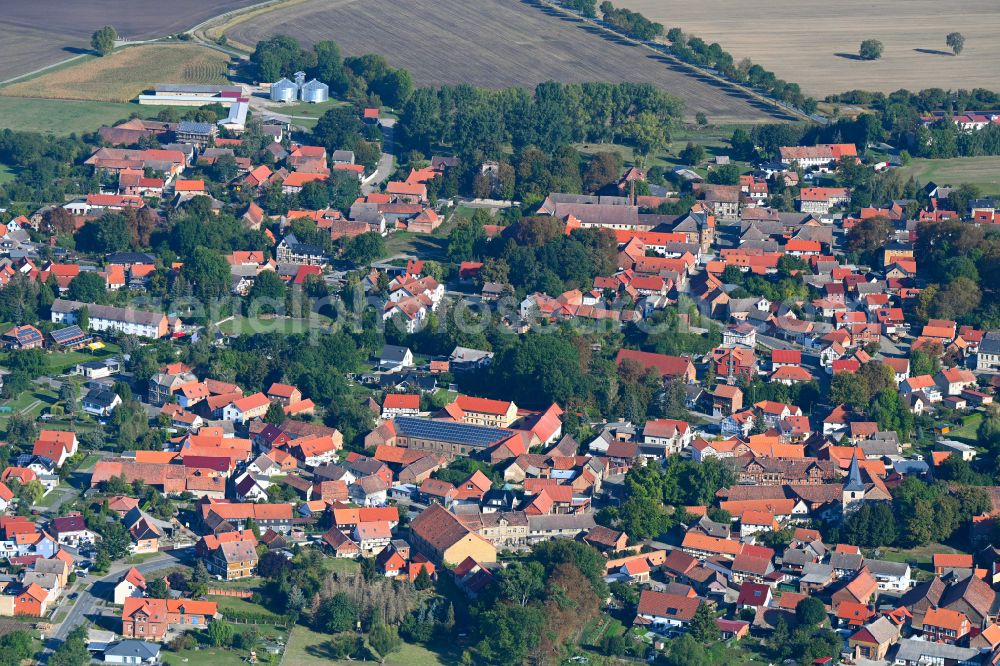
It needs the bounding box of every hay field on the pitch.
[616,0,1000,97]
[227,0,788,123]
[900,157,1000,194]
[0,0,259,82]
[0,45,230,103]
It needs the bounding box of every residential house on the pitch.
[207,539,258,581]
[634,590,702,632]
[113,567,147,606]
[121,598,217,640]
[922,607,971,644]
[408,504,497,565]
[849,616,899,660]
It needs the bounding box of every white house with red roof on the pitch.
[935,367,977,396]
[382,393,421,418]
[113,567,147,605]
[32,431,78,468]
[635,590,701,631]
[641,419,692,457]
[222,393,271,424]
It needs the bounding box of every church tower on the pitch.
[842,451,866,516]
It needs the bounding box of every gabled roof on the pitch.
[121,567,146,590]
[637,590,700,621]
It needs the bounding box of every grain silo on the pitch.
[270,77,298,102]
[300,78,329,103]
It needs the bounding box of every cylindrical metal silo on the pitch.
[270,78,298,102]
[300,79,329,103]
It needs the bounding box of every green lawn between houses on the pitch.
[949,412,984,445]
[282,624,457,666]
[217,315,334,337]
[159,622,288,666]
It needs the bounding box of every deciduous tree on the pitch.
[946,32,965,55]
[91,26,117,56]
[859,39,884,60]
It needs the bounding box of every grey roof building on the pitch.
[891,638,980,666]
[103,639,161,664]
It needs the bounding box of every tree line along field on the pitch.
[226,0,787,124]
[0,0,260,83]
[616,0,1000,97]
[0,44,230,103]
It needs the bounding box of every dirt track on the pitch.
[226,0,788,123]
[0,0,259,81]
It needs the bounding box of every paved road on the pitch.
[44,548,193,653]
[363,119,396,196]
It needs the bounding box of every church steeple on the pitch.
[844,451,865,492]
[842,451,866,516]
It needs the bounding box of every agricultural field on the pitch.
[617,0,1000,97]
[226,0,786,124]
[0,97,172,134]
[900,156,1000,194]
[0,44,230,103]
[0,0,259,82]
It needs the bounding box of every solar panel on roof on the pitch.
[50,325,87,344]
[14,326,42,343]
[394,416,512,448]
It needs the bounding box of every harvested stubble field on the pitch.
[226,0,786,123]
[0,44,230,103]
[0,0,259,83]
[617,0,1000,97]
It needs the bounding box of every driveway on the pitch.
[43,547,193,655]
[362,119,396,195]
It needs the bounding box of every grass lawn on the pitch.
[283,625,456,666]
[208,595,283,619]
[901,156,1000,194]
[324,557,361,575]
[0,97,174,135]
[950,412,984,445]
[73,453,101,471]
[1,44,230,103]
[34,484,72,508]
[217,315,334,336]
[160,623,288,666]
[574,137,749,179]
[383,206,465,258]
[717,637,772,666]
[879,542,960,571]
[276,97,351,119]
[0,164,16,185]
[44,345,120,375]
[0,387,58,431]
[125,552,162,565]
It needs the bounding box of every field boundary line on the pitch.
[191,0,315,54]
[535,0,814,123]
[0,54,89,88]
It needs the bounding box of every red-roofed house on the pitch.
[615,349,695,383]
[114,567,148,605]
[222,393,270,424]
[32,430,78,467]
[635,590,701,631]
[382,393,420,418]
